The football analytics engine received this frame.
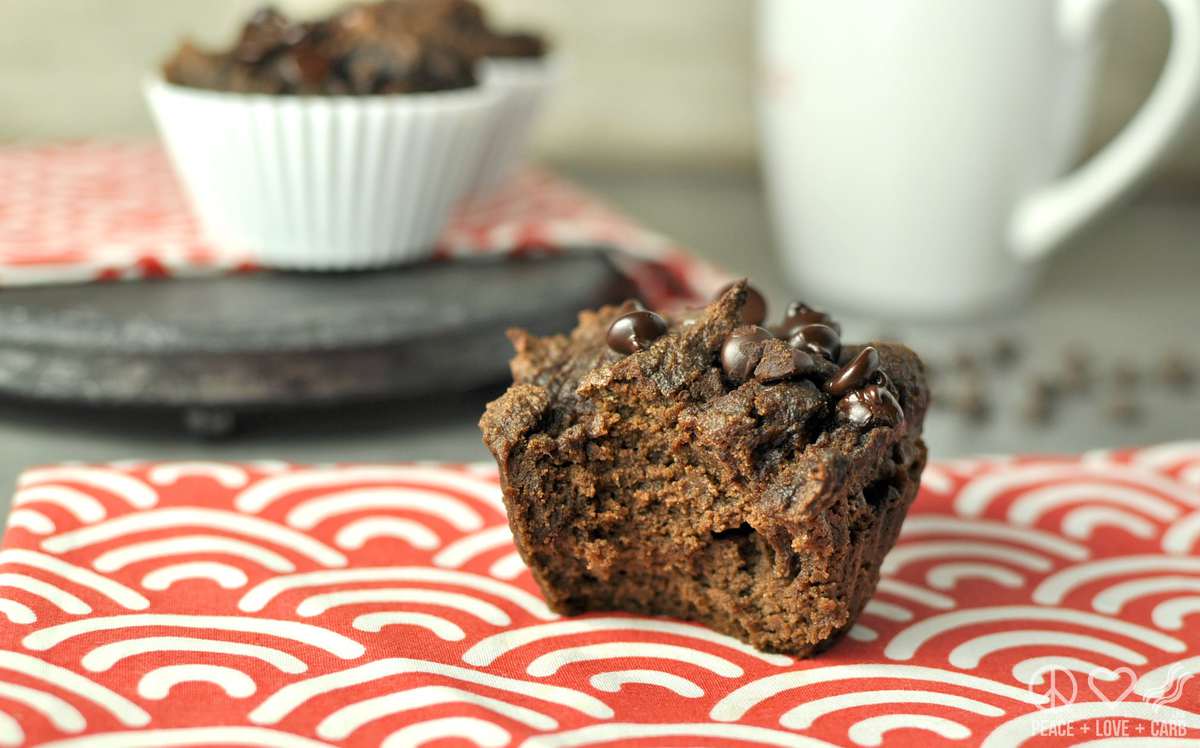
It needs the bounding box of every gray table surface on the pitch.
[0,168,1197,518]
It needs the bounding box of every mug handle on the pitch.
[1010,0,1200,260]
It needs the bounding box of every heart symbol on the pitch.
[1089,666,1139,707]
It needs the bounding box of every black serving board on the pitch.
[0,250,634,432]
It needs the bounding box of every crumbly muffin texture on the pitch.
[481,283,929,656]
[163,1,545,96]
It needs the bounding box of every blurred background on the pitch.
[0,0,1197,493]
[2,0,1198,182]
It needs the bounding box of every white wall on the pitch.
[1,0,1196,182]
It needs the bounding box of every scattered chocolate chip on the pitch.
[1052,345,1088,393]
[825,347,880,397]
[721,325,773,382]
[1113,360,1140,387]
[952,350,978,372]
[1163,353,1195,390]
[958,386,991,424]
[607,310,668,355]
[789,323,841,362]
[717,282,767,326]
[1029,375,1060,401]
[961,365,987,386]
[1021,392,1053,426]
[1060,366,1090,394]
[837,385,903,428]
[1064,344,1091,368]
[780,301,841,336]
[1107,393,1140,424]
[992,336,1019,367]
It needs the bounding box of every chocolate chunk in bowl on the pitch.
[481,281,930,656]
[388,0,549,60]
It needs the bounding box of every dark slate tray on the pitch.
[0,250,635,433]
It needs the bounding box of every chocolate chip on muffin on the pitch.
[481,281,929,656]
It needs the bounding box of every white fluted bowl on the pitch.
[469,56,560,196]
[145,77,501,270]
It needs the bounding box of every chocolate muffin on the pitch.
[163,3,478,95]
[405,0,548,59]
[480,282,929,656]
[163,1,546,95]
[364,0,546,59]
[150,2,507,269]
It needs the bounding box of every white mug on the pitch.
[758,0,1200,318]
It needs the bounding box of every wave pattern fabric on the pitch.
[0,445,1199,746]
[0,142,721,305]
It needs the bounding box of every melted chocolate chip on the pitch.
[789,323,841,362]
[837,385,904,428]
[825,346,880,397]
[607,310,668,355]
[781,302,841,335]
[721,325,773,382]
[716,282,767,326]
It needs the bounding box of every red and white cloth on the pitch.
[1,444,1199,746]
[0,142,723,307]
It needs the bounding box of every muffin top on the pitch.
[394,0,548,59]
[481,282,930,494]
[162,1,546,95]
